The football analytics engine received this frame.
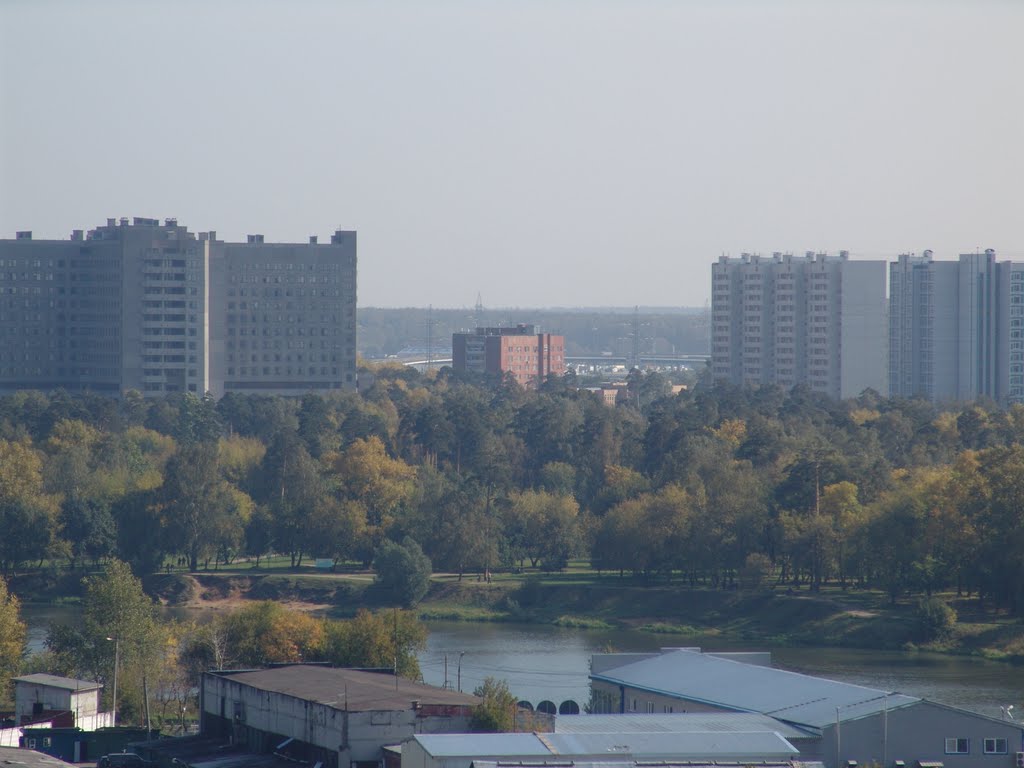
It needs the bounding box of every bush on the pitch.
[915,596,957,642]
[373,537,432,607]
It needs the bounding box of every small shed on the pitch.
[13,675,104,728]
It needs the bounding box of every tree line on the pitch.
[0,560,427,724]
[2,368,1024,613]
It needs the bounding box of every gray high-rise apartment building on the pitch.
[711,251,887,400]
[0,218,356,397]
[890,249,1024,404]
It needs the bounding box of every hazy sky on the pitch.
[2,0,1022,308]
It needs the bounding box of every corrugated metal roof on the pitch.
[590,650,920,729]
[212,665,479,711]
[12,674,102,692]
[554,713,813,740]
[542,731,795,758]
[416,734,550,757]
[414,731,796,760]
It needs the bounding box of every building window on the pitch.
[630,698,637,712]
[945,738,969,754]
[645,702,655,713]
[983,738,1007,754]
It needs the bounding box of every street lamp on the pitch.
[106,636,120,726]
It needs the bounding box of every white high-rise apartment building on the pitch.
[711,251,887,400]
[890,249,1024,404]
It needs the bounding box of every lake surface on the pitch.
[22,604,1024,720]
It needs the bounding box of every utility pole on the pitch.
[457,652,465,693]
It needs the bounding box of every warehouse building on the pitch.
[200,665,478,768]
[589,648,1024,768]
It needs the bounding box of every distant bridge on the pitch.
[397,354,710,371]
[567,354,710,366]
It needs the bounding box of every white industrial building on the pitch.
[589,648,1024,768]
[200,665,478,768]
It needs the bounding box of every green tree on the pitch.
[915,596,957,643]
[162,442,222,570]
[373,537,432,607]
[259,432,325,567]
[0,439,60,574]
[59,497,116,569]
[470,677,517,732]
[510,490,580,571]
[320,609,426,679]
[0,577,26,698]
[45,559,162,722]
[219,602,325,667]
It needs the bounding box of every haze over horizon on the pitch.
[2,0,1021,309]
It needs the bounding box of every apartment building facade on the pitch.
[711,251,887,400]
[452,324,566,388]
[890,249,1024,404]
[0,218,356,397]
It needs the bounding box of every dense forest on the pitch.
[1,367,1024,619]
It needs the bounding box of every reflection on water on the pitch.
[21,605,1024,721]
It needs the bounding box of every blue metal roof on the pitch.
[554,712,814,740]
[590,649,920,729]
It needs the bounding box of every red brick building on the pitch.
[452,324,566,388]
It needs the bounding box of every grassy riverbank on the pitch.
[11,562,1024,662]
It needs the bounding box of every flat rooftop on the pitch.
[210,665,479,711]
